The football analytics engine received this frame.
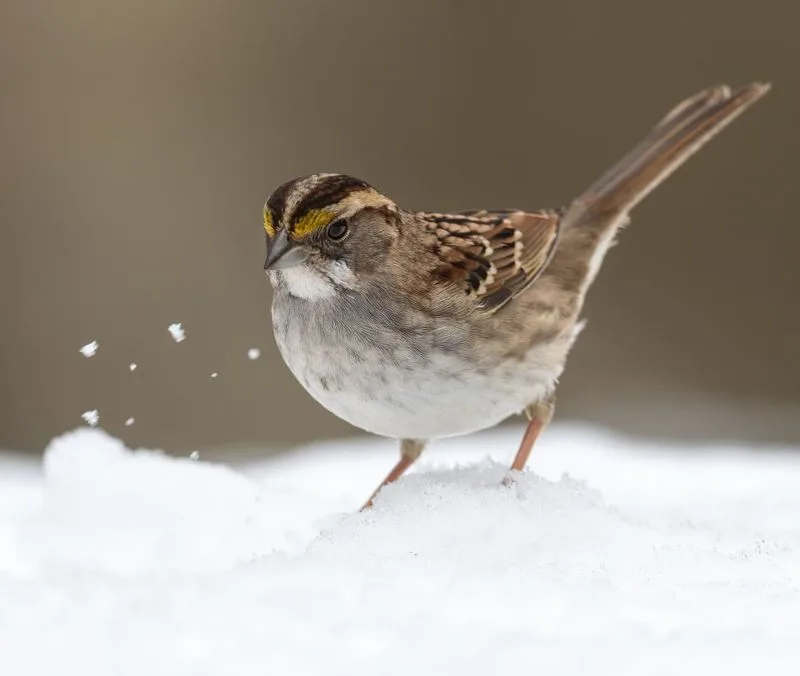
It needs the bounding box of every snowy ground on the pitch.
[0,424,798,675]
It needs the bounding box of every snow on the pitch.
[247,348,261,360]
[167,322,185,342]
[0,424,798,675]
[124,417,135,426]
[128,362,137,371]
[80,409,99,427]
[79,340,99,357]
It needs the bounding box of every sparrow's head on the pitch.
[263,173,401,299]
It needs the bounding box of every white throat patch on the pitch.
[274,265,336,300]
[273,260,356,301]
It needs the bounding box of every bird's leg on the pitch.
[361,438,426,511]
[503,397,555,484]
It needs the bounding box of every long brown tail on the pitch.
[560,82,771,231]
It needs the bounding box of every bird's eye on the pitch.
[326,219,348,241]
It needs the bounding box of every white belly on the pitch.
[293,350,562,440]
[272,297,570,440]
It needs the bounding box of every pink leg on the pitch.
[361,439,426,511]
[504,398,554,482]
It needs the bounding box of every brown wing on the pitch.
[421,208,562,312]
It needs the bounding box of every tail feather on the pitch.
[561,82,771,230]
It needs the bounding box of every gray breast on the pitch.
[269,286,567,440]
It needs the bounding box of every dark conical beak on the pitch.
[264,229,308,270]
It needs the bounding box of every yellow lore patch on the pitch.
[263,207,276,237]
[293,209,337,238]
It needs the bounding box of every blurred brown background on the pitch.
[1,0,797,454]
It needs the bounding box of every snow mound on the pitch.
[0,426,799,675]
[23,428,281,574]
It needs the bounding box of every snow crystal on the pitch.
[0,425,798,676]
[78,340,98,357]
[80,409,99,426]
[210,372,218,378]
[124,417,134,426]
[247,348,260,360]
[189,450,200,460]
[128,362,137,371]
[167,323,185,342]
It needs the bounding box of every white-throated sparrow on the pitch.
[262,83,770,509]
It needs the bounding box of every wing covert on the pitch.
[422,208,561,312]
